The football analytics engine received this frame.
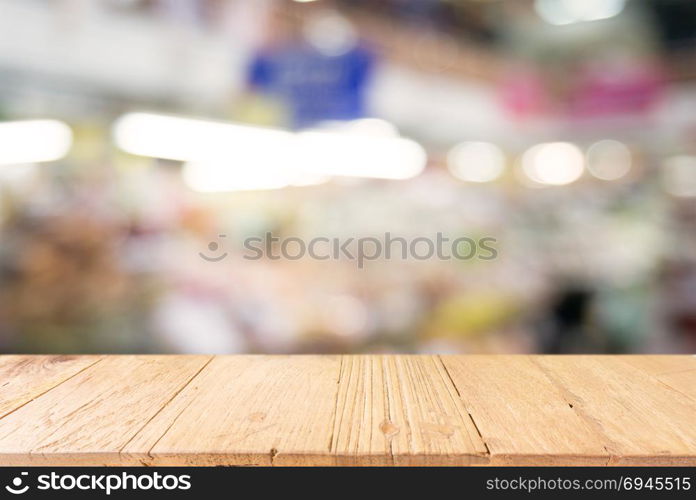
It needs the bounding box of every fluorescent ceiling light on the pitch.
[182,161,328,193]
[113,113,294,163]
[114,113,427,189]
[183,162,293,192]
[296,131,426,180]
[0,120,73,166]
[312,118,400,138]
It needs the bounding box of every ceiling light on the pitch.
[0,120,72,165]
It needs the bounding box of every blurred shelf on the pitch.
[0,354,695,466]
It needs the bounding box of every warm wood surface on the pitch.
[0,355,694,466]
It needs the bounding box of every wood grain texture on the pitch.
[0,355,695,466]
[621,356,696,402]
[0,355,101,419]
[534,356,696,465]
[441,355,609,465]
[0,355,211,465]
[620,355,696,377]
[331,356,487,465]
[123,355,341,466]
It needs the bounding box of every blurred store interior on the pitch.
[1,0,696,354]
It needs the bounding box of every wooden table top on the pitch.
[0,355,695,466]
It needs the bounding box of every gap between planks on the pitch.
[528,356,615,466]
[0,357,104,421]
[123,355,343,466]
[3,355,695,466]
[326,356,345,463]
[328,356,489,466]
[436,355,491,457]
[140,355,497,466]
[119,356,216,461]
[531,356,696,466]
[1,355,492,466]
[329,356,392,465]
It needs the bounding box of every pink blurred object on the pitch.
[500,60,665,120]
[499,67,549,119]
[568,61,665,118]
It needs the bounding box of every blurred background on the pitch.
[1,0,695,355]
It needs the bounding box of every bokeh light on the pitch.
[447,141,506,183]
[521,142,585,186]
[586,140,633,181]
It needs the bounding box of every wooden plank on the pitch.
[534,356,696,465]
[0,355,211,466]
[123,355,341,466]
[331,356,488,465]
[0,355,101,419]
[441,355,609,465]
[1,355,695,466]
[331,355,390,465]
